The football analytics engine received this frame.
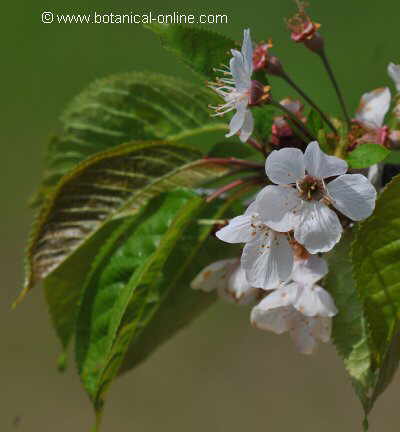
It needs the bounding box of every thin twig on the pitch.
[282,71,337,134]
[319,51,351,127]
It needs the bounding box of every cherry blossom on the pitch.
[208,29,255,142]
[215,202,294,290]
[388,62,400,93]
[258,141,376,254]
[354,87,391,146]
[209,29,271,142]
[251,255,337,354]
[191,258,260,305]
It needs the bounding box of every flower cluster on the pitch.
[200,15,399,353]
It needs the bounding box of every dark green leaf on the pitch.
[384,150,400,165]
[20,141,230,303]
[351,173,400,414]
[347,143,390,168]
[145,23,235,80]
[34,72,226,204]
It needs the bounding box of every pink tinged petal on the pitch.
[223,265,259,305]
[241,28,253,76]
[294,284,338,317]
[290,316,318,355]
[226,110,245,138]
[251,305,297,334]
[239,110,254,142]
[191,259,237,292]
[355,87,391,129]
[292,255,328,286]
[265,147,305,184]
[304,141,348,178]
[255,185,302,232]
[241,230,294,289]
[294,201,342,254]
[388,63,400,93]
[327,174,377,221]
[216,214,255,244]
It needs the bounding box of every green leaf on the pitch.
[347,143,390,168]
[145,24,235,80]
[34,72,226,204]
[252,106,277,141]
[75,189,242,414]
[306,109,324,137]
[20,141,230,303]
[384,150,400,165]
[351,173,400,414]
[325,232,375,412]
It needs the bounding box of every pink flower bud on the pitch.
[286,1,321,44]
[252,40,273,71]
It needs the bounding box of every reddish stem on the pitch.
[206,176,263,202]
[247,137,267,156]
[204,157,264,169]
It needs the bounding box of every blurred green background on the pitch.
[3,0,400,430]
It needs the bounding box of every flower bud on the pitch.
[286,1,322,53]
[265,55,285,77]
[252,40,273,72]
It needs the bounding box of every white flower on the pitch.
[258,141,377,254]
[388,62,400,93]
[355,87,391,131]
[251,256,337,354]
[191,258,260,305]
[209,29,255,142]
[215,202,294,290]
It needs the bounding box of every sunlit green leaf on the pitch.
[75,189,243,416]
[325,232,375,412]
[351,173,400,415]
[347,143,390,168]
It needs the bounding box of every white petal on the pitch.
[310,316,332,343]
[226,108,246,138]
[280,98,302,114]
[292,255,328,286]
[216,214,255,243]
[265,147,305,184]
[191,259,237,292]
[290,317,318,355]
[256,283,300,308]
[304,141,348,178]
[241,230,293,289]
[294,201,342,254]
[388,63,400,93]
[251,305,297,334]
[223,265,259,304]
[239,110,254,142]
[294,284,338,317]
[241,28,253,76]
[230,51,251,91]
[355,87,391,129]
[327,174,377,221]
[255,185,302,232]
